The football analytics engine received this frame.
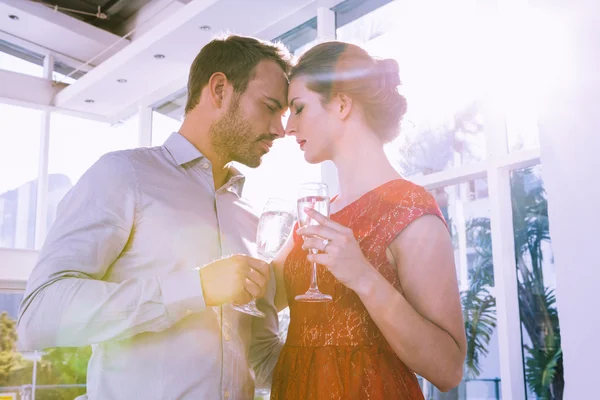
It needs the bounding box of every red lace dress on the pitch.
[270,179,445,400]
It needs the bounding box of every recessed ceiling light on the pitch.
[8,15,19,21]
[85,99,95,103]
[199,25,211,31]
[117,78,127,83]
[154,54,165,59]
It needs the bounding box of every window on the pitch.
[46,114,139,231]
[32,346,90,399]
[152,112,181,146]
[0,41,82,85]
[52,71,77,85]
[0,46,44,78]
[274,17,318,56]
[336,0,490,178]
[52,61,86,85]
[429,179,501,400]
[510,165,562,400]
[502,6,544,153]
[0,291,89,398]
[235,136,321,213]
[506,100,540,153]
[0,104,42,249]
[0,291,30,394]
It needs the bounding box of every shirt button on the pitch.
[224,333,230,341]
[224,389,230,398]
[200,163,210,169]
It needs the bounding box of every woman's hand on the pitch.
[296,208,375,295]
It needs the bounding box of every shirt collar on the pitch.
[163,132,204,166]
[226,166,246,198]
[163,132,246,196]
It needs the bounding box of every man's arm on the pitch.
[17,153,206,349]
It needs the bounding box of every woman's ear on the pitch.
[335,93,353,120]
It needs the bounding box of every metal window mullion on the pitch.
[34,53,53,249]
[483,49,526,398]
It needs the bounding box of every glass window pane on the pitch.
[152,112,181,146]
[0,291,32,393]
[235,138,321,212]
[52,71,77,85]
[33,346,90,399]
[274,17,318,56]
[0,50,44,78]
[336,0,490,177]
[503,4,542,153]
[0,104,42,249]
[511,165,562,399]
[3,289,90,399]
[0,40,45,78]
[53,61,86,85]
[428,179,501,399]
[47,114,139,231]
[506,99,540,152]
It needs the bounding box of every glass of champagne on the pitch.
[232,198,295,317]
[295,182,333,302]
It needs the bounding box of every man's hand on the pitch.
[199,255,270,307]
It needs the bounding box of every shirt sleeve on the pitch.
[17,152,206,350]
[248,264,284,388]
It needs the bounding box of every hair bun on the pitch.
[376,58,401,88]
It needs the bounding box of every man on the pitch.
[17,34,292,400]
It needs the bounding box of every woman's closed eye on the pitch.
[294,105,304,115]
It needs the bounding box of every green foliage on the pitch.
[462,218,496,380]
[462,168,563,399]
[0,312,90,399]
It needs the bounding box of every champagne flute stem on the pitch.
[309,248,320,291]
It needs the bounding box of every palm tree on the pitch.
[511,169,563,399]
[462,218,496,380]
[409,101,563,399]
[462,168,563,399]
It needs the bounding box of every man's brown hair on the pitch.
[185,34,292,114]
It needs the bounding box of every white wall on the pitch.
[534,0,600,397]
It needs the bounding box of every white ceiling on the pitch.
[1,0,346,123]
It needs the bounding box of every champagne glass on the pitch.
[295,182,333,302]
[232,198,295,317]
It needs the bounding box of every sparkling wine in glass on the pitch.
[295,182,333,302]
[232,198,295,317]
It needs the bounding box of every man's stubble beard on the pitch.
[209,95,263,168]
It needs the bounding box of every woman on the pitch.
[270,41,466,399]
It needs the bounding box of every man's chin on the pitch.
[235,156,262,169]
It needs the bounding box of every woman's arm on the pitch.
[356,215,466,391]
[298,210,466,392]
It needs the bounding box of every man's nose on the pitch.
[284,116,296,136]
[271,117,286,138]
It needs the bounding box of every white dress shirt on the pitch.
[17,132,282,400]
